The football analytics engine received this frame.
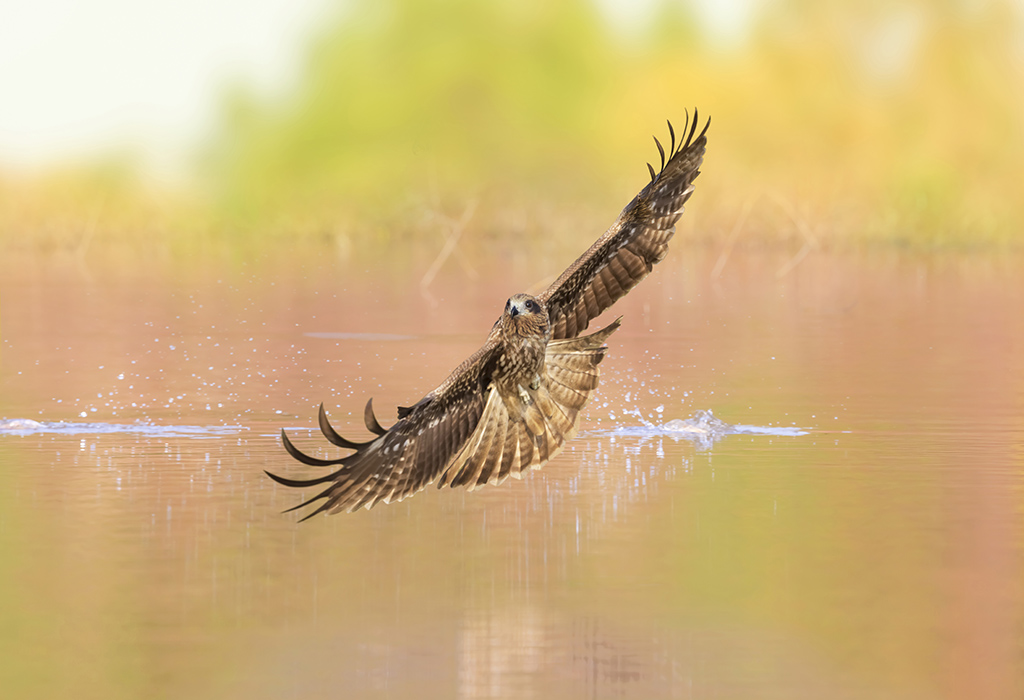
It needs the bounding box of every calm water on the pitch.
[1,245,1022,699]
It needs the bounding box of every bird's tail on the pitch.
[441,318,620,490]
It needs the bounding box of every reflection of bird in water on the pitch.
[267,114,709,517]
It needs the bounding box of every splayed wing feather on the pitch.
[316,403,372,449]
[279,429,346,467]
[363,398,387,436]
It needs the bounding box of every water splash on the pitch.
[0,418,244,437]
[605,409,808,450]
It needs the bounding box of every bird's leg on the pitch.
[518,384,532,405]
[513,374,543,408]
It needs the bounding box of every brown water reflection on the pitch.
[1,246,1022,699]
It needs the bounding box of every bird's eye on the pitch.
[527,300,538,312]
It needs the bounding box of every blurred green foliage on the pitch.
[204,0,621,221]
[201,0,1024,248]
[4,0,1024,251]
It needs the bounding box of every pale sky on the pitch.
[0,0,333,178]
[0,0,754,179]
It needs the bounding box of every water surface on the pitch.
[1,246,1021,699]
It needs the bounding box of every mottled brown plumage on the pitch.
[267,114,709,517]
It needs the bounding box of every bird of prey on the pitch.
[267,113,709,518]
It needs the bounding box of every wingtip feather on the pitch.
[364,398,387,436]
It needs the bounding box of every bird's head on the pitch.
[502,293,550,339]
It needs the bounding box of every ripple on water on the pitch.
[0,418,244,438]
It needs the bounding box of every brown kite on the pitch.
[267,114,709,517]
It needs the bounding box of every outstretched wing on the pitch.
[540,112,709,340]
[266,321,619,518]
[268,339,496,519]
